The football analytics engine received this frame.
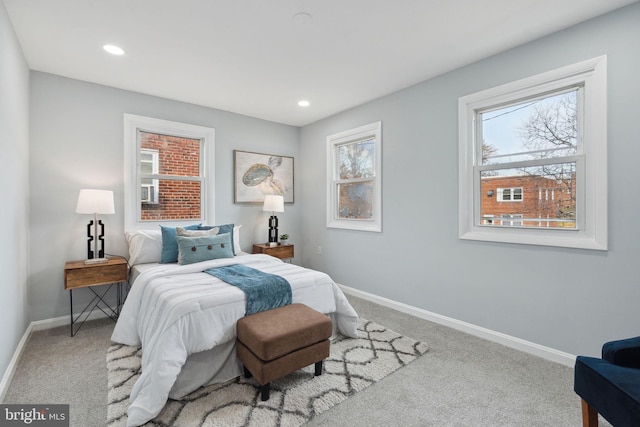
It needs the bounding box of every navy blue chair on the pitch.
[574,336,640,427]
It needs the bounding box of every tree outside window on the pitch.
[480,90,577,228]
[327,122,382,232]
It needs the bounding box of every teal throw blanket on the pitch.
[204,264,292,315]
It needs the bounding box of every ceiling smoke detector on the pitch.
[293,12,312,26]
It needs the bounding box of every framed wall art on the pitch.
[234,150,294,203]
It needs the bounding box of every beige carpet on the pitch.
[107,318,428,426]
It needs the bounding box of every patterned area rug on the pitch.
[107,318,429,426]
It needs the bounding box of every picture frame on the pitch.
[234,150,294,204]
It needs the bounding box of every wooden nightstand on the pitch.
[64,256,128,336]
[252,243,294,261]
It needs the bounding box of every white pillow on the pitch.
[233,225,242,254]
[125,230,163,265]
[176,226,220,237]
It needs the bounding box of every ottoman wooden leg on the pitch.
[243,366,252,379]
[260,383,270,401]
[315,360,323,376]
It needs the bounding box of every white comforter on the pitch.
[111,254,359,427]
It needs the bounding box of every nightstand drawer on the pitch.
[252,244,294,260]
[64,258,128,289]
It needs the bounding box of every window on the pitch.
[459,56,607,250]
[497,187,522,202]
[124,114,215,230]
[500,214,523,227]
[140,149,159,203]
[327,121,382,232]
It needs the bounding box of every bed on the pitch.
[111,227,360,427]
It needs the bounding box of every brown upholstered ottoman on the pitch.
[236,303,333,401]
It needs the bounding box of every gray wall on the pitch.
[0,1,30,391]
[299,3,640,357]
[28,72,300,321]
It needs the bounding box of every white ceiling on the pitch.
[4,0,637,127]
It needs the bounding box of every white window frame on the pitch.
[326,121,382,232]
[124,114,215,230]
[458,56,607,250]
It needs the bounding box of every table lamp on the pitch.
[76,189,115,264]
[263,195,284,247]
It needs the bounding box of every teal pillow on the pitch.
[199,223,235,254]
[160,224,201,263]
[176,233,234,265]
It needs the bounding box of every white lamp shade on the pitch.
[262,194,284,213]
[76,189,115,214]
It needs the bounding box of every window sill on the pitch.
[459,227,607,251]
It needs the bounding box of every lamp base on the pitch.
[268,215,279,245]
[86,218,106,259]
[84,257,109,265]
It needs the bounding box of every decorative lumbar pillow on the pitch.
[233,225,242,254]
[160,224,201,263]
[199,223,235,253]
[125,230,163,265]
[176,226,219,237]
[176,233,234,265]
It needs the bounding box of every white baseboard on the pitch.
[0,309,114,402]
[0,323,34,403]
[30,308,114,332]
[339,284,576,367]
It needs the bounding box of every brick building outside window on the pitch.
[139,131,202,221]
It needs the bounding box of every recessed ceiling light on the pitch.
[298,100,310,107]
[103,44,125,56]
